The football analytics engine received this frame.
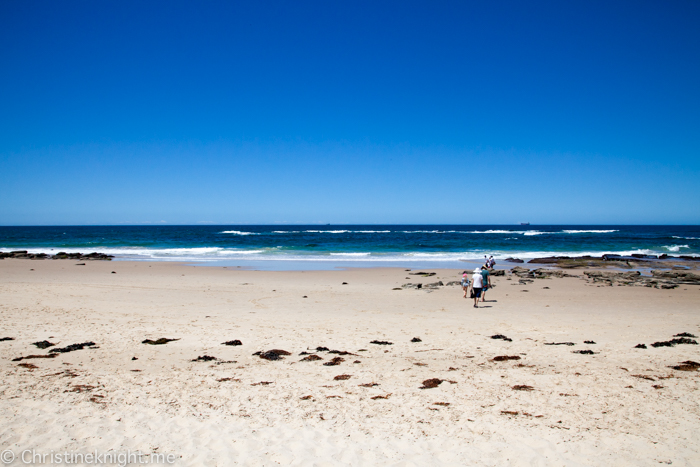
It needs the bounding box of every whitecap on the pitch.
[219,231,259,235]
[663,245,690,252]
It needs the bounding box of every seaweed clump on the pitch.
[300,354,322,362]
[323,357,345,366]
[651,338,698,348]
[420,378,443,389]
[254,349,291,361]
[50,342,97,353]
[491,355,521,362]
[142,338,179,345]
[670,361,700,371]
[222,340,242,346]
[33,340,55,349]
[491,335,512,342]
[370,340,393,345]
[192,355,217,362]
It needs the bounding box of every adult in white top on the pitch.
[470,268,484,308]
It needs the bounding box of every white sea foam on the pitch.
[329,252,371,257]
[219,231,259,235]
[562,230,619,234]
[304,230,350,234]
[4,246,697,263]
[672,236,699,240]
[663,245,690,252]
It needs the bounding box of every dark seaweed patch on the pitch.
[142,338,179,345]
[674,333,697,338]
[634,344,647,349]
[301,354,322,362]
[323,357,345,366]
[334,374,351,380]
[411,337,422,343]
[12,354,58,361]
[358,382,378,387]
[32,340,55,349]
[651,338,698,347]
[18,363,38,369]
[545,342,575,346]
[315,346,330,352]
[0,337,15,342]
[222,340,242,346]
[491,335,512,342]
[670,360,700,371]
[572,350,597,355]
[191,355,217,362]
[512,385,534,391]
[584,341,596,344]
[50,342,97,353]
[371,393,392,399]
[491,355,521,362]
[257,349,291,361]
[370,340,393,345]
[420,378,443,389]
[328,350,357,356]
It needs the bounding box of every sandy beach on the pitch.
[1,259,699,466]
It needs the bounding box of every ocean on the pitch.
[0,225,698,270]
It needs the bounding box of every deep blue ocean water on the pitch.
[0,225,698,269]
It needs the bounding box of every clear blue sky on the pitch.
[1,0,699,225]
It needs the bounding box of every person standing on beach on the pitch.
[460,271,470,298]
[470,267,483,308]
[480,266,491,302]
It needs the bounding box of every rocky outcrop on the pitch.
[0,251,113,261]
[650,270,700,284]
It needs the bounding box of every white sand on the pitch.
[1,259,699,465]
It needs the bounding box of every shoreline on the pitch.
[1,259,699,465]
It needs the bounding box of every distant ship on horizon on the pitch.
[520,222,530,225]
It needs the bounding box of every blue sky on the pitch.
[1,0,699,225]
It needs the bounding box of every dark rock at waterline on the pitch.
[505,257,524,263]
[409,272,436,277]
[142,338,179,345]
[49,342,97,353]
[489,269,506,276]
[651,270,700,284]
[222,340,243,346]
[32,340,55,349]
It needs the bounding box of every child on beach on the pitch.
[460,271,470,298]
